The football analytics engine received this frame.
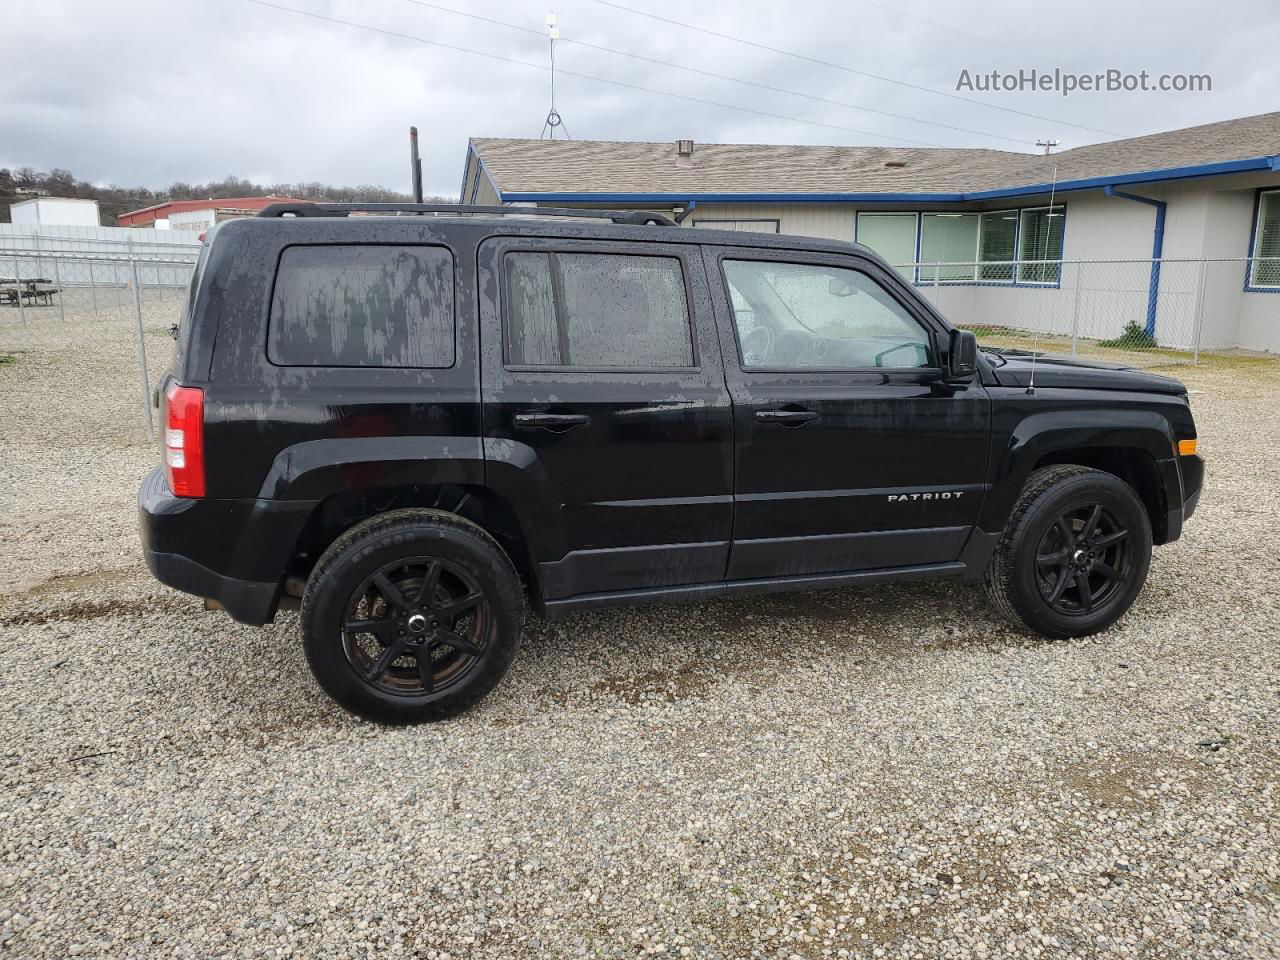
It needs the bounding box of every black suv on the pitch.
[139,203,1204,722]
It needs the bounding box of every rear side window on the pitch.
[268,245,454,368]
[504,252,694,368]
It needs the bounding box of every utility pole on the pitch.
[409,126,424,203]
[1036,138,1061,155]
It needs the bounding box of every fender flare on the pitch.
[257,436,487,500]
[981,408,1176,532]
[257,435,570,565]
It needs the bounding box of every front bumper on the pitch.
[138,467,317,626]
[1179,453,1204,521]
[1161,453,1204,544]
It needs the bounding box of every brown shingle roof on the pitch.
[471,112,1280,197]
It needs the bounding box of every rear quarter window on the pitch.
[268,244,455,368]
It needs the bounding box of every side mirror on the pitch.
[947,329,978,380]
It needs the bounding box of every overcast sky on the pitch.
[6,0,1278,198]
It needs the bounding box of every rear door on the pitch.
[478,236,733,602]
[703,245,991,580]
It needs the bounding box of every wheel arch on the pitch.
[1032,446,1169,543]
[986,410,1179,545]
[288,483,539,599]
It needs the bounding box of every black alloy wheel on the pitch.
[985,465,1152,638]
[1034,503,1131,616]
[301,508,523,723]
[342,558,489,696]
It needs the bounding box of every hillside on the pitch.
[0,168,446,225]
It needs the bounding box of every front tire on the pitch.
[985,465,1152,638]
[301,509,522,723]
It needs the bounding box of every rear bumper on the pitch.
[143,548,280,625]
[137,467,317,626]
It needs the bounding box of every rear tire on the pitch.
[301,509,522,723]
[985,465,1152,638]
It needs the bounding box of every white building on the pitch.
[9,197,100,227]
[458,112,1280,353]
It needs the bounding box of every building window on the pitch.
[1248,190,1280,289]
[1016,205,1066,284]
[504,252,694,368]
[856,213,917,280]
[857,206,1061,285]
[917,211,1019,282]
[978,211,1019,281]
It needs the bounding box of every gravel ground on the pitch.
[1,297,1278,959]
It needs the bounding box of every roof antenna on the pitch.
[1026,158,1060,395]
[540,13,571,140]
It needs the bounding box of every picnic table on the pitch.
[0,277,59,306]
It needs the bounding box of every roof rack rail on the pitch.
[255,202,677,227]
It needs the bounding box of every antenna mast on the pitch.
[540,13,570,139]
[1026,159,1060,394]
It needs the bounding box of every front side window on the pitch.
[723,259,931,370]
[268,245,455,367]
[1249,190,1280,288]
[505,252,694,368]
[1017,205,1066,284]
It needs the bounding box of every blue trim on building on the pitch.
[1104,186,1167,336]
[505,191,973,204]
[497,153,1280,206]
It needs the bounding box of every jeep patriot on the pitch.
[138,203,1204,722]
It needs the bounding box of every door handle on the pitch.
[513,412,591,432]
[755,408,820,426]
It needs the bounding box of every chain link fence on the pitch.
[898,256,1275,367]
[0,245,197,446]
[1,249,1276,445]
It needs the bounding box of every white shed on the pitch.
[9,197,101,227]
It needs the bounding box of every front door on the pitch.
[702,246,991,580]
[479,236,734,601]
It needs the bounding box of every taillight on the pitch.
[164,384,205,497]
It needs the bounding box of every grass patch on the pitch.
[0,354,16,365]
[1097,320,1158,350]
[960,324,1015,338]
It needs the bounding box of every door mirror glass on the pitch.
[948,329,978,379]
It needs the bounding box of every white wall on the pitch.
[1144,177,1280,352]
[473,171,500,205]
[9,197,101,227]
[167,208,217,232]
[0,223,200,287]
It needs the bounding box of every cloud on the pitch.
[4,0,1275,198]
